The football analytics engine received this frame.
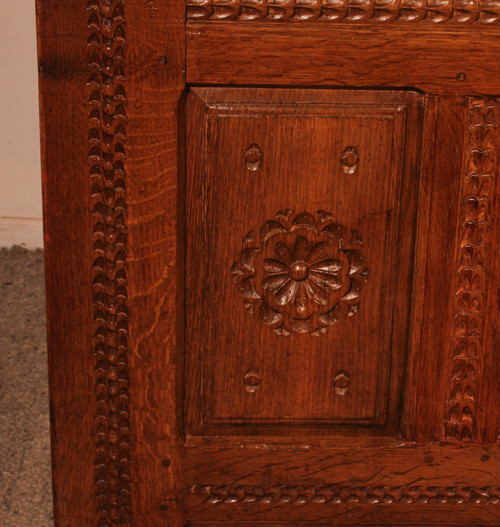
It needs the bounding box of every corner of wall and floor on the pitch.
[0,2,53,526]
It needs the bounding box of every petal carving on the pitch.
[231,210,368,335]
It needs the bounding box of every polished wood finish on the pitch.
[37,0,185,525]
[187,24,500,95]
[37,1,500,526]
[185,439,500,526]
[186,0,500,24]
[186,88,423,436]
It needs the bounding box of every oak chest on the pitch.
[37,2,500,525]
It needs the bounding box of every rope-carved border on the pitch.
[186,0,500,24]
[191,483,500,504]
[444,97,499,441]
[87,0,131,525]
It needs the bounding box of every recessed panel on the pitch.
[186,88,423,435]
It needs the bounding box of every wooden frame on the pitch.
[37,1,500,526]
[37,1,185,524]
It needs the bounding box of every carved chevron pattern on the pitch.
[191,483,500,504]
[87,1,131,525]
[444,97,499,441]
[186,0,500,24]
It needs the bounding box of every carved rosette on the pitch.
[231,210,368,336]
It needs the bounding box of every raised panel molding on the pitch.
[186,0,500,24]
[87,0,132,525]
[444,97,499,442]
[186,88,422,435]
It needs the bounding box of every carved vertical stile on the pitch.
[87,0,131,525]
[444,97,499,441]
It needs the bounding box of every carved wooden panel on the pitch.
[185,440,500,525]
[38,1,185,525]
[186,0,500,24]
[186,87,424,435]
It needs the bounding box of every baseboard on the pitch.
[0,217,43,249]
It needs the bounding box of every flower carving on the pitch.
[262,236,343,319]
[231,210,369,336]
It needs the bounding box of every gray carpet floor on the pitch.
[0,246,53,526]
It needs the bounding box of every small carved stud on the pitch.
[244,368,261,393]
[341,146,359,175]
[245,143,262,171]
[334,371,350,396]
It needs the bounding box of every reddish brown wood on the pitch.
[37,1,98,525]
[443,97,500,442]
[185,87,423,437]
[187,23,500,95]
[38,2,500,527]
[185,439,500,526]
[124,2,185,525]
[186,0,500,24]
[37,1,185,526]
[403,96,466,441]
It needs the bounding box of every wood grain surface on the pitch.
[185,87,423,437]
[187,23,500,95]
[38,2,500,526]
[37,1,97,524]
[123,1,185,525]
[37,0,185,525]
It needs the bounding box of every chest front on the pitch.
[37,2,500,526]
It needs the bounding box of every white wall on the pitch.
[0,1,43,248]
